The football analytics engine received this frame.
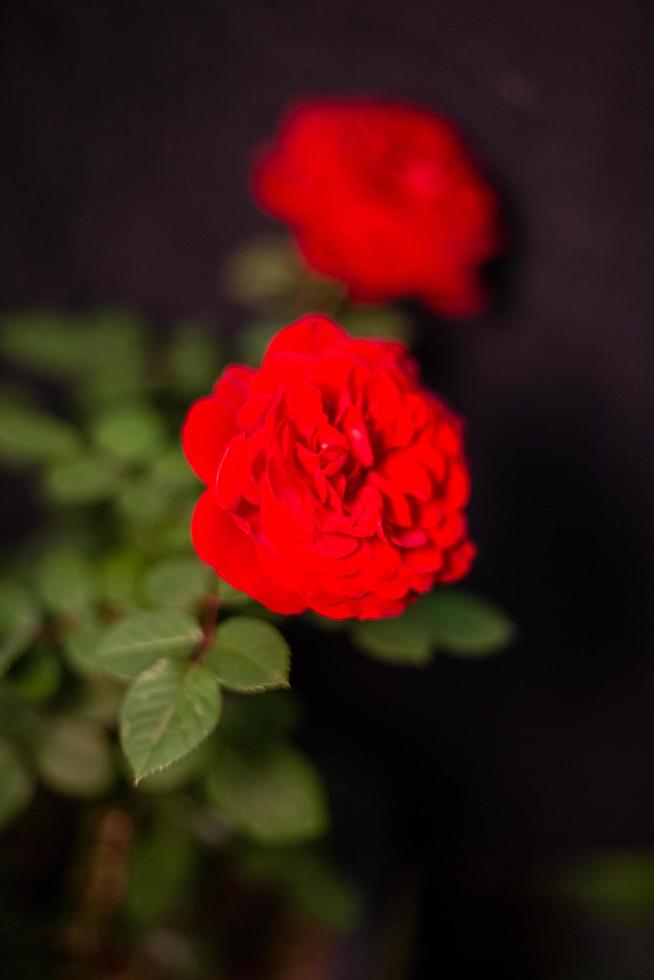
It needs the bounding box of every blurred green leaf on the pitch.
[36,716,114,798]
[222,237,301,310]
[341,306,415,345]
[151,449,198,495]
[216,578,250,609]
[0,403,80,465]
[425,590,515,656]
[137,740,212,795]
[120,658,221,782]
[207,745,328,844]
[99,551,142,610]
[351,591,514,664]
[232,318,284,367]
[91,404,166,464]
[74,675,124,726]
[206,616,290,692]
[165,324,223,396]
[0,310,94,376]
[115,477,173,530]
[7,648,62,704]
[126,814,197,925]
[0,739,34,832]
[240,845,361,930]
[143,558,209,607]
[35,549,97,614]
[63,619,105,676]
[220,691,301,749]
[93,609,203,680]
[351,608,432,665]
[551,851,654,920]
[148,501,196,555]
[43,454,120,505]
[0,582,40,676]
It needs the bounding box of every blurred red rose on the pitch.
[252,99,502,318]
[182,316,474,620]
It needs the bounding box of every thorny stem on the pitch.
[192,592,220,664]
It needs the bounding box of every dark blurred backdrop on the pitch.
[2,2,654,977]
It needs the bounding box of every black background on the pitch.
[2,1,654,977]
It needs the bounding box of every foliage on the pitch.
[0,295,513,974]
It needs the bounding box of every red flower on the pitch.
[252,99,502,318]
[182,316,474,620]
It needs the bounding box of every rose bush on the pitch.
[183,315,474,619]
[253,98,502,317]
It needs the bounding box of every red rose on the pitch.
[252,99,501,318]
[182,316,474,620]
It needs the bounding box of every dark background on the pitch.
[2,1,654,977]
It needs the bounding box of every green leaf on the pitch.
[72,309,148,406]
[0,582,40,676]
[143,558,209,607]
[551,851,654,919]
[115,477,173,529]
[220,691,301,749]
[93,609,203,680]
[206,616,291,692]
[35,550,97,614]
[43,454,120,505]
[126,814,196,925]
[99,551,142,609]
[222,237,301,310]
[0,739,34,832]
[0,310,92,376]
[341,306,415,345]
[7,648,62,705]
[137,739,211,794]
[120,658,222,782]
[63,619,105,676]
[0,403,79,465]
[216,578,251,608]
[91,404,166,463]
[36,717,114,798]
[151,449,198,495]
[351,609,432,665]
[166,324,223,396]
[239,846,361,930]
[425,590,515,656]
[207,745,328,844]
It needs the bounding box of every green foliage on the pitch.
[165,324,224,396]
[207,745,328,844]
[91,403,165,463]
[0,582,40,676]
[0,738,34,832]
[0,303,511,959]
[352,608,432,665]
[206,616,291,692]
[36,716,114,798]
[425,590,515,656]
[0,403,80,465]
[0,310,97,376]
[43,455,120,505]
[239,845,361,930]
[93,609,203,680]
[7,648,62,704]
[126,811,197,925]
[35,549,97,614]
[222,237,303,310]
[550,851,654,921]
[120,658,222,782]
[143,558,209,607]
[341,305,415,344]
[351,589,515,665]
